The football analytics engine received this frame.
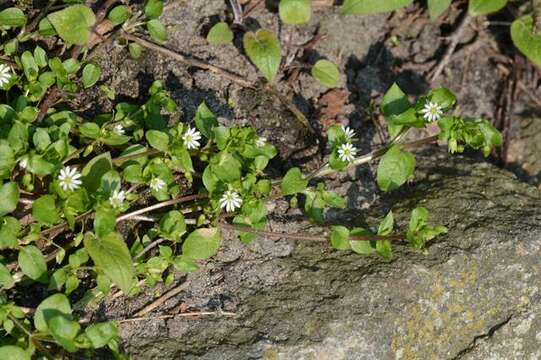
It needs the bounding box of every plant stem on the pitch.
[8,315,54,359]
[116,194,207,222]
[219,223,405,242]
[308,131,439,179]
[111,148,161,165]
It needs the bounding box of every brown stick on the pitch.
[132,282,188,317]
[121,31,255,88]
[430,14,472,81]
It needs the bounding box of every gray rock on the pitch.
[107,151,540,359]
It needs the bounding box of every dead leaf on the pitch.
[317,89,350,131]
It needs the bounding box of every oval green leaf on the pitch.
[279,0,312,25]
[207,22,234,45]
[47,5,96,45]
[468,0,507,16]
[511,16,541,66]
[182,228,221,260]
[311,59,340,88]
[243,29,282,83]
[340,0,413,15]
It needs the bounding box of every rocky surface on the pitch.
[99,150,540,359]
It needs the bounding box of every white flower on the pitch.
[182,127,201,150]
[337,143,357,163]
[113,124,125,135]
[219,190,242,213]
[255,136,267,147]
[109,189,126,208]
[0,64,11,87]
[19,158,28,169]
[420,101,443,122]
[342,125,355,140]
[149,177,166,192]
[58,166,82,191]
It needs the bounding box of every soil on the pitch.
[74,0,541,356]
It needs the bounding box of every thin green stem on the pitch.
[219,223,405,242]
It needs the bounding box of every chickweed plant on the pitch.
[0,1,503,358]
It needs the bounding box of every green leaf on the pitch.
[243,29,282,83]
[84,232,136,294]
[279,0,312,25]
[128,43,143,59]
[47,5,96,45]
[28,154,54,176]
[381,83,410,117]
[194,102,218,139]
[146,130,170,152]
[94,208,116,238]
[0,346,30,360]
[0,142,15,179]
[340,0,413,15]
[511,16,541,66]
[34,293,72,333]
[85,322,118,348]
[159,210,186,241]
[48,315,80,352]
[33,195,61,225]
[428,0,451,20]
[377,211,394,236]
[468,0,507,16]
[18,245,48,282]
[311,60,340,88]
[350,227,376,255]
[33,46,48,68]
[376,239,393,260]
[376,145,416,192]
[207,22,234,45]
[173,255,199,273]
[0,217,20,249]
[108,5,131,26]
[145,0,164,19]
[82,64,102,88]
[211,152,242,182]
[0,263,14,289]
[281,167,308,195]
[330,226,350,250]
[147,19,168,43]
[0,182,19,217]
[0,8,27,27]
[82,152,113,193]
[80,122,101,139]
[21,51,39,81]
[182,228,221,260]
[427,87,456,111]
[409,207,428,232]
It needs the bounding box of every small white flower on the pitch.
[19,158,28,169]
[113,124,125,135]
[109,189,126,208]
[420,101,443,122]
[337,143,357,163]
[149,177,166,192]
[0,64,12,87]
[342,125,356,140]
[219,190,242,213]
[255,136,267,147]
[58,166,82,191]
[182,127,202,150]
